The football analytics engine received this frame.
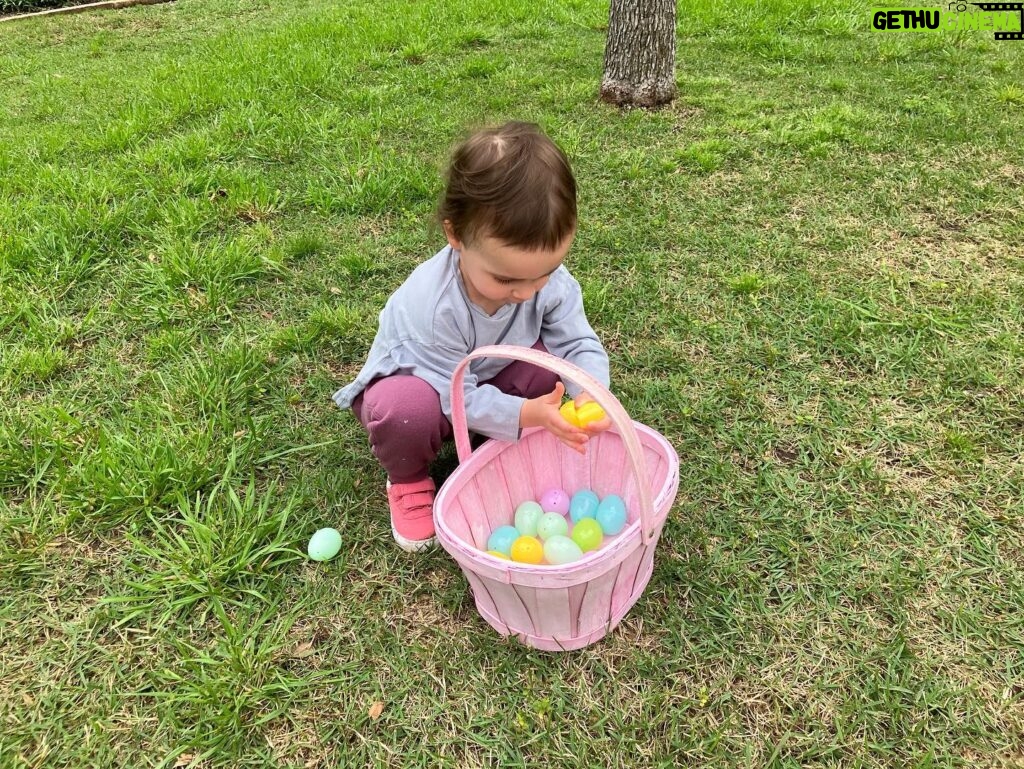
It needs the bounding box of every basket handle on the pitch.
[450,345,657,545]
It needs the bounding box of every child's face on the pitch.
[444,223,575,315]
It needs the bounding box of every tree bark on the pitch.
[600,0,676,108]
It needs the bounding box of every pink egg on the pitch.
[539,487,570,516]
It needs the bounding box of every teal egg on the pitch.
[307,527,342,561]
[569,489,600,523]
[486,525,520,556]
[536,512,570,541]
[571,518,604,552]
[514,501,544,537]
[543,534,584,565]
[596,495,628,536]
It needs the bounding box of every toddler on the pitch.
[333,122,612,552]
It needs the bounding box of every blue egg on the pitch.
[486,525,520,556]
[595,495,628,536]
[569,489,600,523]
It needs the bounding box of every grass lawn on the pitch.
[1,0,1023,765]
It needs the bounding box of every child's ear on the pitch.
[442,220,463,251]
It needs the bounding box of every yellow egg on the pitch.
[510,536,544,564]
[575,402,606,427]
[559,400,580,427]
[560,400,606,428]
[486,549,510,560]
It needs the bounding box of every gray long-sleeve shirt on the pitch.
[332,245,610,442]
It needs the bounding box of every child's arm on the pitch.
[539,270,610,398]
[538,269,613,435]
[409,341,590,452]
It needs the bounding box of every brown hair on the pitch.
[438,122,577,252]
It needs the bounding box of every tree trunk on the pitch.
[600,0,676,108]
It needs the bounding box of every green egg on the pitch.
[307,527,342,561]
[543,534,584,565]
[571,518,603,552]
[536,511,569,541]
[514,501,544,537]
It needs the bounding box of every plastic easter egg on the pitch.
[510,536,544,564]
[486,550,510,560]
[575,402,606,427]
[536,512,570,541]
[596,494,628,536]
[569,489,600,523]
[514,501,544,537]
[571,518,604,552]
[539,487,570,516]
[559,400,581,427]
[307,528,342,561]
[543,534,584,565]
[559,400,606,428]
[486,525,520,557]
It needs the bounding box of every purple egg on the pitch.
[539,487,570,516]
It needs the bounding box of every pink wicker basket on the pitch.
[434,345,680,651]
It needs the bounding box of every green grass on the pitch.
[1,0,1023,766]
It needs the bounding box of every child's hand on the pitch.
[573,392,613,434]
[520,382,589,454]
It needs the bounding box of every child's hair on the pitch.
[438,121,577,252]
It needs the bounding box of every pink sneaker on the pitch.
[385,478,437,552]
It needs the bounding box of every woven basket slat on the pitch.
[494,446,537,517]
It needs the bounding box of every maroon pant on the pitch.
[352,341,558,483]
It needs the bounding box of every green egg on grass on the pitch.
[307,527,342,561]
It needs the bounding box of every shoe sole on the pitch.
[392,527,437,553]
